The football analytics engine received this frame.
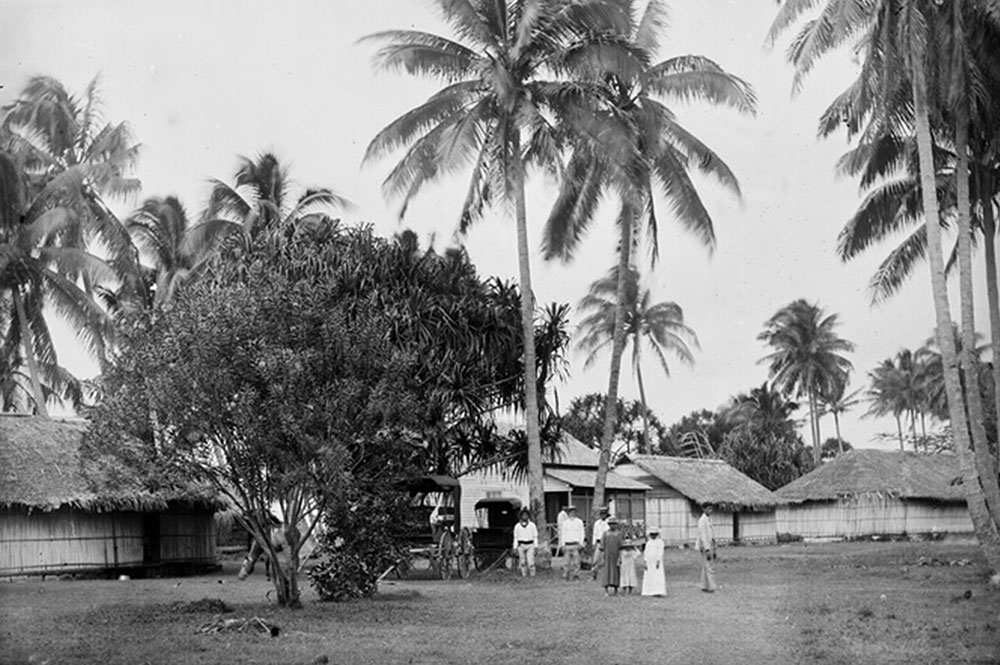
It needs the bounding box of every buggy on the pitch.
[398,475,473,579]
[471,498,522,571]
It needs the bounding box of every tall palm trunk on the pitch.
[911,58,1000,566]
[833,409,844,454]
[807,388,821,465]
[895,414,904,451]
[979,180,1000,470]
[635,350,652,454]
[511,132,544,528]
[955,111,1000,523]
[13,288,48,418]
[595,204,636,514]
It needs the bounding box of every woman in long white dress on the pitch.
[641,528,666,596]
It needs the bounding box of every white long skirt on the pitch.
[641,561,666,596]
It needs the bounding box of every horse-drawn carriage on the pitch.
[471,497,522,571]
[399,475,474,579]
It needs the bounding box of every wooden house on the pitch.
[614,455,781,546]
[775,449,973,539]
[460,433,650,538]
[0,415,220,577]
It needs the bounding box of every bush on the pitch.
[309,489,416,602]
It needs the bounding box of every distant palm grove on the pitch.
[1,0,998,594]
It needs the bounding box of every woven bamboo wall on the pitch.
[737,511,777,542]
[0,506,216,576]
[776,496,973,538]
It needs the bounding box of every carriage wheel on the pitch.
[437,531,455,580]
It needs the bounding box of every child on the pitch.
[618,539,639,595]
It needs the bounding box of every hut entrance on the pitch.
[142,514,160,564]
[732,512,741,543]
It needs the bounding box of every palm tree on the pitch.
[543,0,755,510]
[725,382,799,440]
[361,0,632,523]
[769,0,1000,564]
[1,75,142,300]
[576,265,697,452]
[758,299,854,466]
[819,384,862,454]
[124,196,238,307]
[865,350,931,451]
[204,152,350,252]
[0,151,115,416]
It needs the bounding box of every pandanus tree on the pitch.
[769,0,1000,567]
[758,299,854,466]
[543,0,755,511]
[361,0,635,523]
[576,265,697,452]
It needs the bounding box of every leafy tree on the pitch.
[820,385,862,455]
[84,223,564,605]
[362,0,632,524]
[543,0,755,516]
[717,424,812,492]
[576,266,697,453]
[758,299,854,465]
[662,408,732,458]
[561,392,667,457]
[821,437,853,461]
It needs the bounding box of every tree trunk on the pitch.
[955,110,1000,527]
[510,132,545,528]
[808,388,821,466]
[911,60,1000,568]
[594,203,636,514]
[635,345,651,454]
[895,414,904,452]
[979,180,1000,478]
[13,287,49,418]
[833,410,844,454]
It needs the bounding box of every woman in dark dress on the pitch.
[599,517,623,595]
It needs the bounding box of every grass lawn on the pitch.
[1,539,998,665]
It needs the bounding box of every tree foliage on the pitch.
[561,392,667,456]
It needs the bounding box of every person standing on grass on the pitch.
[599,517,623,595]
[641,527,666,596]
[695,503,718,592]
[513,508,538,577]
[556,505,569,556]
[561,506,585,580]
[590,506,610,579]
[619,539,639,594]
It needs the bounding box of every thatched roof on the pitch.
[620,455,781,510]
[776,449,965,504]
[0,415,219,512]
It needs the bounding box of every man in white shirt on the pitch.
[560,506,585,580]
[512,508,538,577]
[695,503,718,592]
[555,506,569,555]
[590,506,610,579]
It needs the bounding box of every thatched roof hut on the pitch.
[1,415,219,577]
[775,450,971,539]
[777,449,964,503]
[619,455,780,511]
[615,455,781,545]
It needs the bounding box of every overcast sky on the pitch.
[2,0,991,448]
